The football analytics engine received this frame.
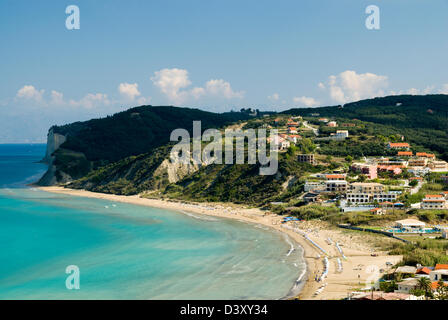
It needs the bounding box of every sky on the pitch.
[1,0,448,142]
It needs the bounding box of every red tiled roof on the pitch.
[326,174,345,179]
[431,281,448,290]
[416,152,435,158]
[435,264,448,270]
[389,143,410,148]
[398,151,413,156]
[416,267,431,275]
[425,194,443,198]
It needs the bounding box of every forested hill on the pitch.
[283,94,448,131]
[283,94,448,160]
[38,105,250,185]
[53,105,250,162]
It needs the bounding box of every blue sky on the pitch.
[1,0,448,142]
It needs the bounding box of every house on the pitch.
[435,264,448,271]
[298,154,315,165]
[287,127,298,134]
[394,219,425,230]
[397,151,413,157]
[409,177,423,182]
[325,180,348,193]
[304,181,325,192]
[394,266,417,277]
[325,174,345,181]
[416,267,432,275]
[430,266,448,283]
[408,158,428,167]
[280,140,291,150]
[330,130,349,140]
[429,161,448,172]
[346,183,395,204]
[370,207,385,215]
[327,121,337,127]
[442,228,448,239]
[347,192,398,204]
[303,191,321,203]
[377,165,403,175]
[349,182,385,194]
[351,163,378,179]
[421,194,447,210]
[318,118,328,123]
[286,134,301,144]
[287,121,299,127]
[388,142,410,150]
[416,152,435,159]
[341,123,356,127]
[395,278,419,294]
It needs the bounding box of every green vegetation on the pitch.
[67,144,173,195]
[283,94,448,161]
[39,106,250,184]
[389,238,448,266]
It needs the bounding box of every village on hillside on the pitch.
[240,113,448,300]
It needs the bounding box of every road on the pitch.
[303,121,319,136]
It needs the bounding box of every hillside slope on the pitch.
[283,94,448,160]
[37,106,250,185]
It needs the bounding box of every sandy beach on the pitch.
[38,186,402,300]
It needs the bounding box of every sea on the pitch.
[0,144,306,299]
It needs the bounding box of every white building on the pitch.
[395,278,419,294]
[395,219,425,229]
[304,181,325,192]
[421,195,447,210]
[442,228,448,239]
[430,269,448,283]
[330,130,349,140]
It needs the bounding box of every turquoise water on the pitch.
[0,144,305,299]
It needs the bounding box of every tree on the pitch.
[409,179,418,187]
[417,277,433,300]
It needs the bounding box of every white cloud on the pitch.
[322,70,388,104]
[16,85,44,102]
[439,84,448,94]
[69,93,110,109]
[150,68,191,104]
[204,79,244,99]
[268,93,280,101]
[390,85,438,96]
[151,68,244,104]
[118,82,141,101]
[293,96,319,107]
[50,90,64,105]
[318,82,325,89]
[137,96,151,105]
[190,87,206,99]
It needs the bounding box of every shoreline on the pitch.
[37,186,402,300]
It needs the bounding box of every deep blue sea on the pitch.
[0,144,305,299]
